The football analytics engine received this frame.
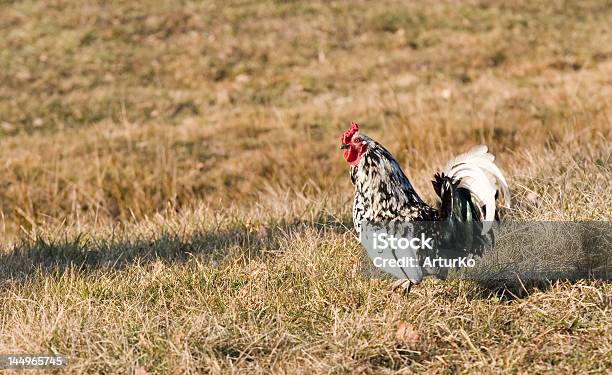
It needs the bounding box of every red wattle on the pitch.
[344,147,360,165]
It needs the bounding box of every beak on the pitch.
[340,143,349,150]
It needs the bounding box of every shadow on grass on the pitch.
[455,278,609,307]
[0,215,353,284]
[470,280,575,301]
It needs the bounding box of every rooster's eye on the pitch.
[353,137,362,143]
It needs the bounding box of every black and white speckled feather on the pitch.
[349,135,438,236]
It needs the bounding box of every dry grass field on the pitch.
[0,0,611,373]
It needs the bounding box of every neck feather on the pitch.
[351,142,433,217]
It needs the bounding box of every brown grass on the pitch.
[0,0,610,373]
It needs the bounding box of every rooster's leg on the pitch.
[391,279,414,296]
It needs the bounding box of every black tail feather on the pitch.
[432,173,493,255]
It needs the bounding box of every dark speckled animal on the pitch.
[340,122,511,294]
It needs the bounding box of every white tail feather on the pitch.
[443,145,510,234]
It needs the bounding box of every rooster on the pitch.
[340,122,510,293]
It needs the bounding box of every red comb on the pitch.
[341,122,359,144]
